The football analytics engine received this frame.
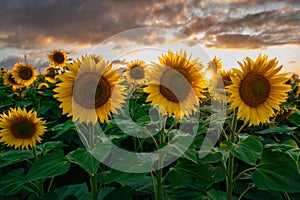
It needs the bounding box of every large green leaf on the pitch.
[167,159,213,188]
[66,148,100,175]
[0,168,31,196]
[103,186,133,200]
[99,169,147,185]
[256,125,297,135]
[253,151,300,192]
[43,183,90,200]
[36,141,64,155]
[0,149,35,168]
[223,136,263,165]
[49,119,76,139]
[207,188,237,200]
[25,150,70,182]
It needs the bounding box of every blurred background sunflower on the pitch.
[12,62,37,87]
[48,49,68,68]
[126,60,147,85]
[0,107,46,149]
[3,71,27,90]
[44,65,58,83]
[54,55,126,124]
[226,55,291,126]
[144,50,207,119]
[38,82,49,90]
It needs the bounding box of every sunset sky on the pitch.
[0,0,299,74]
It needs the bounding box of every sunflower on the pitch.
[226,55,291,126]
[144,50,207,119]
[44,65,58,83]
[54,55,126,124]
[12,62,37,87]
[38,82,49,90]
[208,56,223,71]
[3,71,27,90]
[0,69,6,79]
[296,83,300,98]
[126,60,147,84]
[0,107,46,149]
[48,49,68,67]
[272,107,296,124]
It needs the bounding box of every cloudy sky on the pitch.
[0,0,299,74]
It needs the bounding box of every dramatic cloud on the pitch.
[0,0,299,54]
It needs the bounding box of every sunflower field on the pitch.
[0,49,300,200]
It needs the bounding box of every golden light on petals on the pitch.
[0,107,46,149]
[144,50,207,119]
[226,55,291,126]
[54,55,126,124]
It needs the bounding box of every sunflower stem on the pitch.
[233,167,256,184]
[47,177,55,193]
[226,109,238,200]
[32,147,44,196]
[154,123,167,200]
[238,184,255,200]
[90,174,98,200]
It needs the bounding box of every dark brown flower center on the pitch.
[73,72,111,109]
[53,52,65,64]
[159,68,192,103]
[239,72,271,107]
[130,66,144,79]
[11,120,36,139]
[18,67,33,80]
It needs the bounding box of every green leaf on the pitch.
[253,151,300,192]
[36,141,64,155]
[103,186,132,200]
[167,131,197,163]
[0,168,29,195]
[207,188,237,200]
[66,148,100,175]
[223,136,263,165]
[49,120,75,139]
[25,150,70,182]
[54,183,90,200]
[256,125,297,135]
[0,150,35,168]
[288,109,300,124]
[101,169,147,185]
[167,159,213,188]
[98,187,116,200]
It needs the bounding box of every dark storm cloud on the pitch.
[0,0,299,50]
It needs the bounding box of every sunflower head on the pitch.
[226,54,291,126]
[0,69,7,79]
[0,107,46,149]
[126,60,147,84]
[38,82,49,90]
[44,65,58,83]
[272,107,296,124]
[208,56,223,71]
[144,50,207,119]
[12,62,37,86]
[3,71,27,90]
[295,83,300,98]
[54,55,126,124]
[48,49,68,67]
